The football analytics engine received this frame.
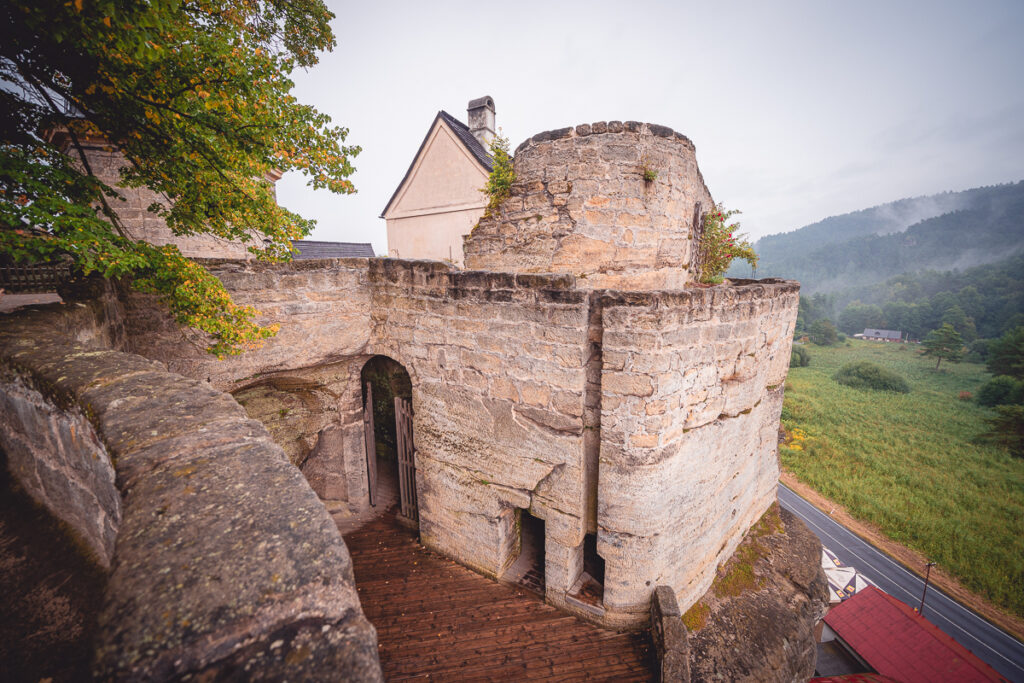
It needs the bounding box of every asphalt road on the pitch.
[778,483,1024,682]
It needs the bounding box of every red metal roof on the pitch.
[823,586,1005,683]
[811,674,900,683]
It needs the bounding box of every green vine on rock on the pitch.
[133,245,279,359]
[698,204,758,284]
[481,132,515,217]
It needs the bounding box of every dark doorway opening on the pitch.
[569,532,605,607]
[361,356,414,524]
[501,510,546,595]
[583,533,605,585]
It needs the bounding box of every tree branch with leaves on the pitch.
[0,0,359,356]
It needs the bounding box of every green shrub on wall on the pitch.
[481,132,515,217]
[698,205,758,284]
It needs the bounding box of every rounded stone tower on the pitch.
[463,121,714,290]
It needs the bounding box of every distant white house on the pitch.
[857,328,903,342]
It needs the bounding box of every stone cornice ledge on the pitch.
[0,305,383,682]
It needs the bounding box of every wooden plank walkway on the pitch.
[343,512,656,681]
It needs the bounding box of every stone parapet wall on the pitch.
[464,122,713,290]
[119,257,376,386]
[0,302,383,681]
[597,280,799,622]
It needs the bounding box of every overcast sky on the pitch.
[276,0,1024,255]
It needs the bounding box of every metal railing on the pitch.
[0,262,72,292]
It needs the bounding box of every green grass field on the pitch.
[780,339,1024,618]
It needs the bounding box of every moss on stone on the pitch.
[750,503,785,538]
[715,550,763,597]
[712,504,785,598]
[681,600,709,631]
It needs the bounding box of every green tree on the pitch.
[808,319,839,346]
[481,132,515,217]
[987,327,1024,380]
[983,405,1024,458]
[941,304,978,343]
[838,302,885,335]
[1,0,358,356]
[977,375,1024,407]
[882,300,924,339]
[921,323,964,370]
[957,285,983,317]
[790,345,811,367]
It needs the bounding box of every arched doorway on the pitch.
[360,356,417,527]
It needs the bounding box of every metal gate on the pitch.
[394,396,418,525]
[363,381,377,506]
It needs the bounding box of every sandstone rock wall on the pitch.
[0,302,383,681]
[0,297,126,566]
[231,361,364,503]
[597,282,799,622]
[652,505,829,683]
[0,366,120,567]
[463,122,713,290]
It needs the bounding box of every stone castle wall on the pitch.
[118,258,798,628]
[367,261,593,584]
[124,260,598,592]
[597,282,798,619]
[464,122,713,290]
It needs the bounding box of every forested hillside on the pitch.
[744,182,1024,294]
[797,254,1024,341]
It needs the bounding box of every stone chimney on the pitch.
[467,96,495,147]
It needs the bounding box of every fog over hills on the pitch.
[738,182,1024,293]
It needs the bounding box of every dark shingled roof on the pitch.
[438,110,494,171]
[380,110,493,218]
[862,329,902,340]
[291,240,374,259]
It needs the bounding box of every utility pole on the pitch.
[918,561,937,617]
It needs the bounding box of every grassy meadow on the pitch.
[780,339,1024,618]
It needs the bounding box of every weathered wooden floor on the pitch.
[343,511,657,681]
